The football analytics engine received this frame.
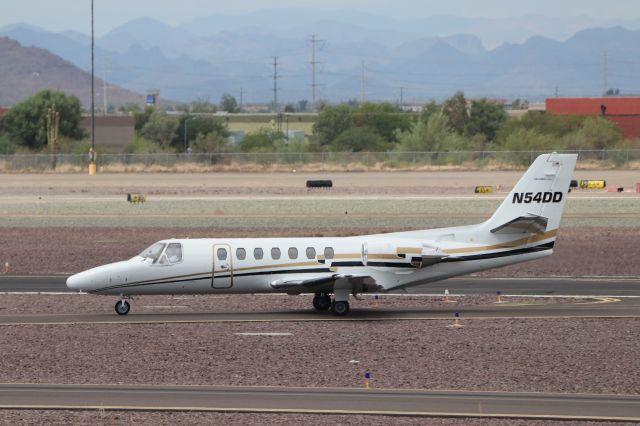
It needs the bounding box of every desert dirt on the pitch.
[0,319,638,394]
[0,411,624,426]
[1,170,638,195]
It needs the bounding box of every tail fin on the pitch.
[485,153,577,235]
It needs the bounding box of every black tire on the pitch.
[115,300,130,315]
[332,300,350,316]
[312,294,332,311]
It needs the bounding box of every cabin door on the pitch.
[212,244,233,289]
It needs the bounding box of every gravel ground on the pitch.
[1,170,638,195]
[0,411,630,426]
[0,294,567,315]
[0,227,638,277]
[1,319,638,394]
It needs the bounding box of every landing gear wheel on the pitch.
[312,294,332,311]
[332,300,350,316]
[115,300,130,315]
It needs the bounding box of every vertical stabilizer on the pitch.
[485,153,577,235]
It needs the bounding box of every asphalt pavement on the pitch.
[2,275,640,296]
[0,384,638,421]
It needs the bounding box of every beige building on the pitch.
[80,115,135,152]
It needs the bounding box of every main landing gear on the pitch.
[312,293,332,311]
[115,298,131,315]
[312,293,350,316]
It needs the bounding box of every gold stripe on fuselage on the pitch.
[443,229,557,255]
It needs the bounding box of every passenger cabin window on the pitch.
[254,248,264,260]
[306,247,316,260]
[288,247,298,259]
[236,248,246,260]
[324,247,334,259]
[157,242,183,265]
[217,247,228,261]
[271,247,281,260]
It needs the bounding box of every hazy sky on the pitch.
[2,0,640,35]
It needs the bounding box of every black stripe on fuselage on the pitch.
[442,241,554,262]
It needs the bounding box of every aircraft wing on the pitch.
[270,274,382,294]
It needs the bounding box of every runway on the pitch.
[3,275,640,296]
[0,384,637,421]
[0,275,639,325]
[0,296,638,325]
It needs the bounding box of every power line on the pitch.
[101,56,111,115]
[603,51,608,95]
[272,56,280,112]
[310,34,324,110]
[361,60,365,103]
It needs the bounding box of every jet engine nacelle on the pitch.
[361,239,446,269]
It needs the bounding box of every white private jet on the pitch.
[67,153,577,316]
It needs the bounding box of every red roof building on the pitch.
[0,107,8,117]
[546,97,640,139]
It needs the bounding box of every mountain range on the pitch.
[0,37,142,107]
[2,10,640,106]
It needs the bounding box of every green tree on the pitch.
[354,102,411,143]
[442,91,468,135]
[123,135,165,154]
[190,97,217,113]
[0,90,83,150]
[133,106,154,133]
[140,111,179,150]
[396,111,469,152]
[190,131,229,153]
[0,132,18,154]
[562,117,621,150]
[420,100,440,123]
[312,104,354,146]
[220,93,238,113]
[503,128,556,152]
[331,126,389,152]
[239,128,284,153]
[175,115,228,151]
[465,98,507,143]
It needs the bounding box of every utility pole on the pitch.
[101,56,110,115]
[272,56,279,113]
[310,34,323,110]
[360,60,365,103]
[603,51,608,95]
[90,0,95,153]
[47,105,60,170]
[399,87,404,110]
[239,87,243,112]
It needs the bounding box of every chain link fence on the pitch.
[0,150,639,171]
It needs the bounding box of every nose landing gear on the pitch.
[115,298,131,315]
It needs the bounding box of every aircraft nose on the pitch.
[66,271,89,292]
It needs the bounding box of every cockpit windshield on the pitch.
[139,242,165,262]
[139,242,183,265]
[158,243,183,265]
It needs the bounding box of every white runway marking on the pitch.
[234,332,293,336]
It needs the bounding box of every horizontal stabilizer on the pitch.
[419,247,448,267]
[490,214,548,235]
